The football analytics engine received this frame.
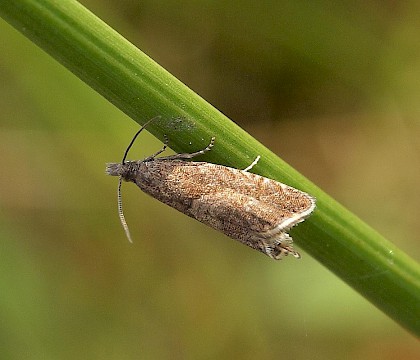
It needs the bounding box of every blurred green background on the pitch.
[1,0,419,359]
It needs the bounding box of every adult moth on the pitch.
[106,119,316,260]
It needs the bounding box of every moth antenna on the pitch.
[122,116,160,164]
[118,116,160,244]
[118,176,133,243]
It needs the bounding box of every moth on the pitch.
[106,119,316,260]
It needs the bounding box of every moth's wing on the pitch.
[189,190,301,259]
[238,171,316,220]
[166,162,315,221]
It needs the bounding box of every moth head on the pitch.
[106,162,124,176]
[105,161,139,181]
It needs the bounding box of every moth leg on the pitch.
[257,221,301,259]
[243,155,261,172]
[260,233,301,260]
[143,135,169,161]
[159,137,215,160]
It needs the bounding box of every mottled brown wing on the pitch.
[189,189,286,235]
[163,162,314,218]
[187,189,298,256]
[136,161,314,259]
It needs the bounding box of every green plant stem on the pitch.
[1,0,419,335]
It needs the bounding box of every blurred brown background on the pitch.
[0,0,419,359]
